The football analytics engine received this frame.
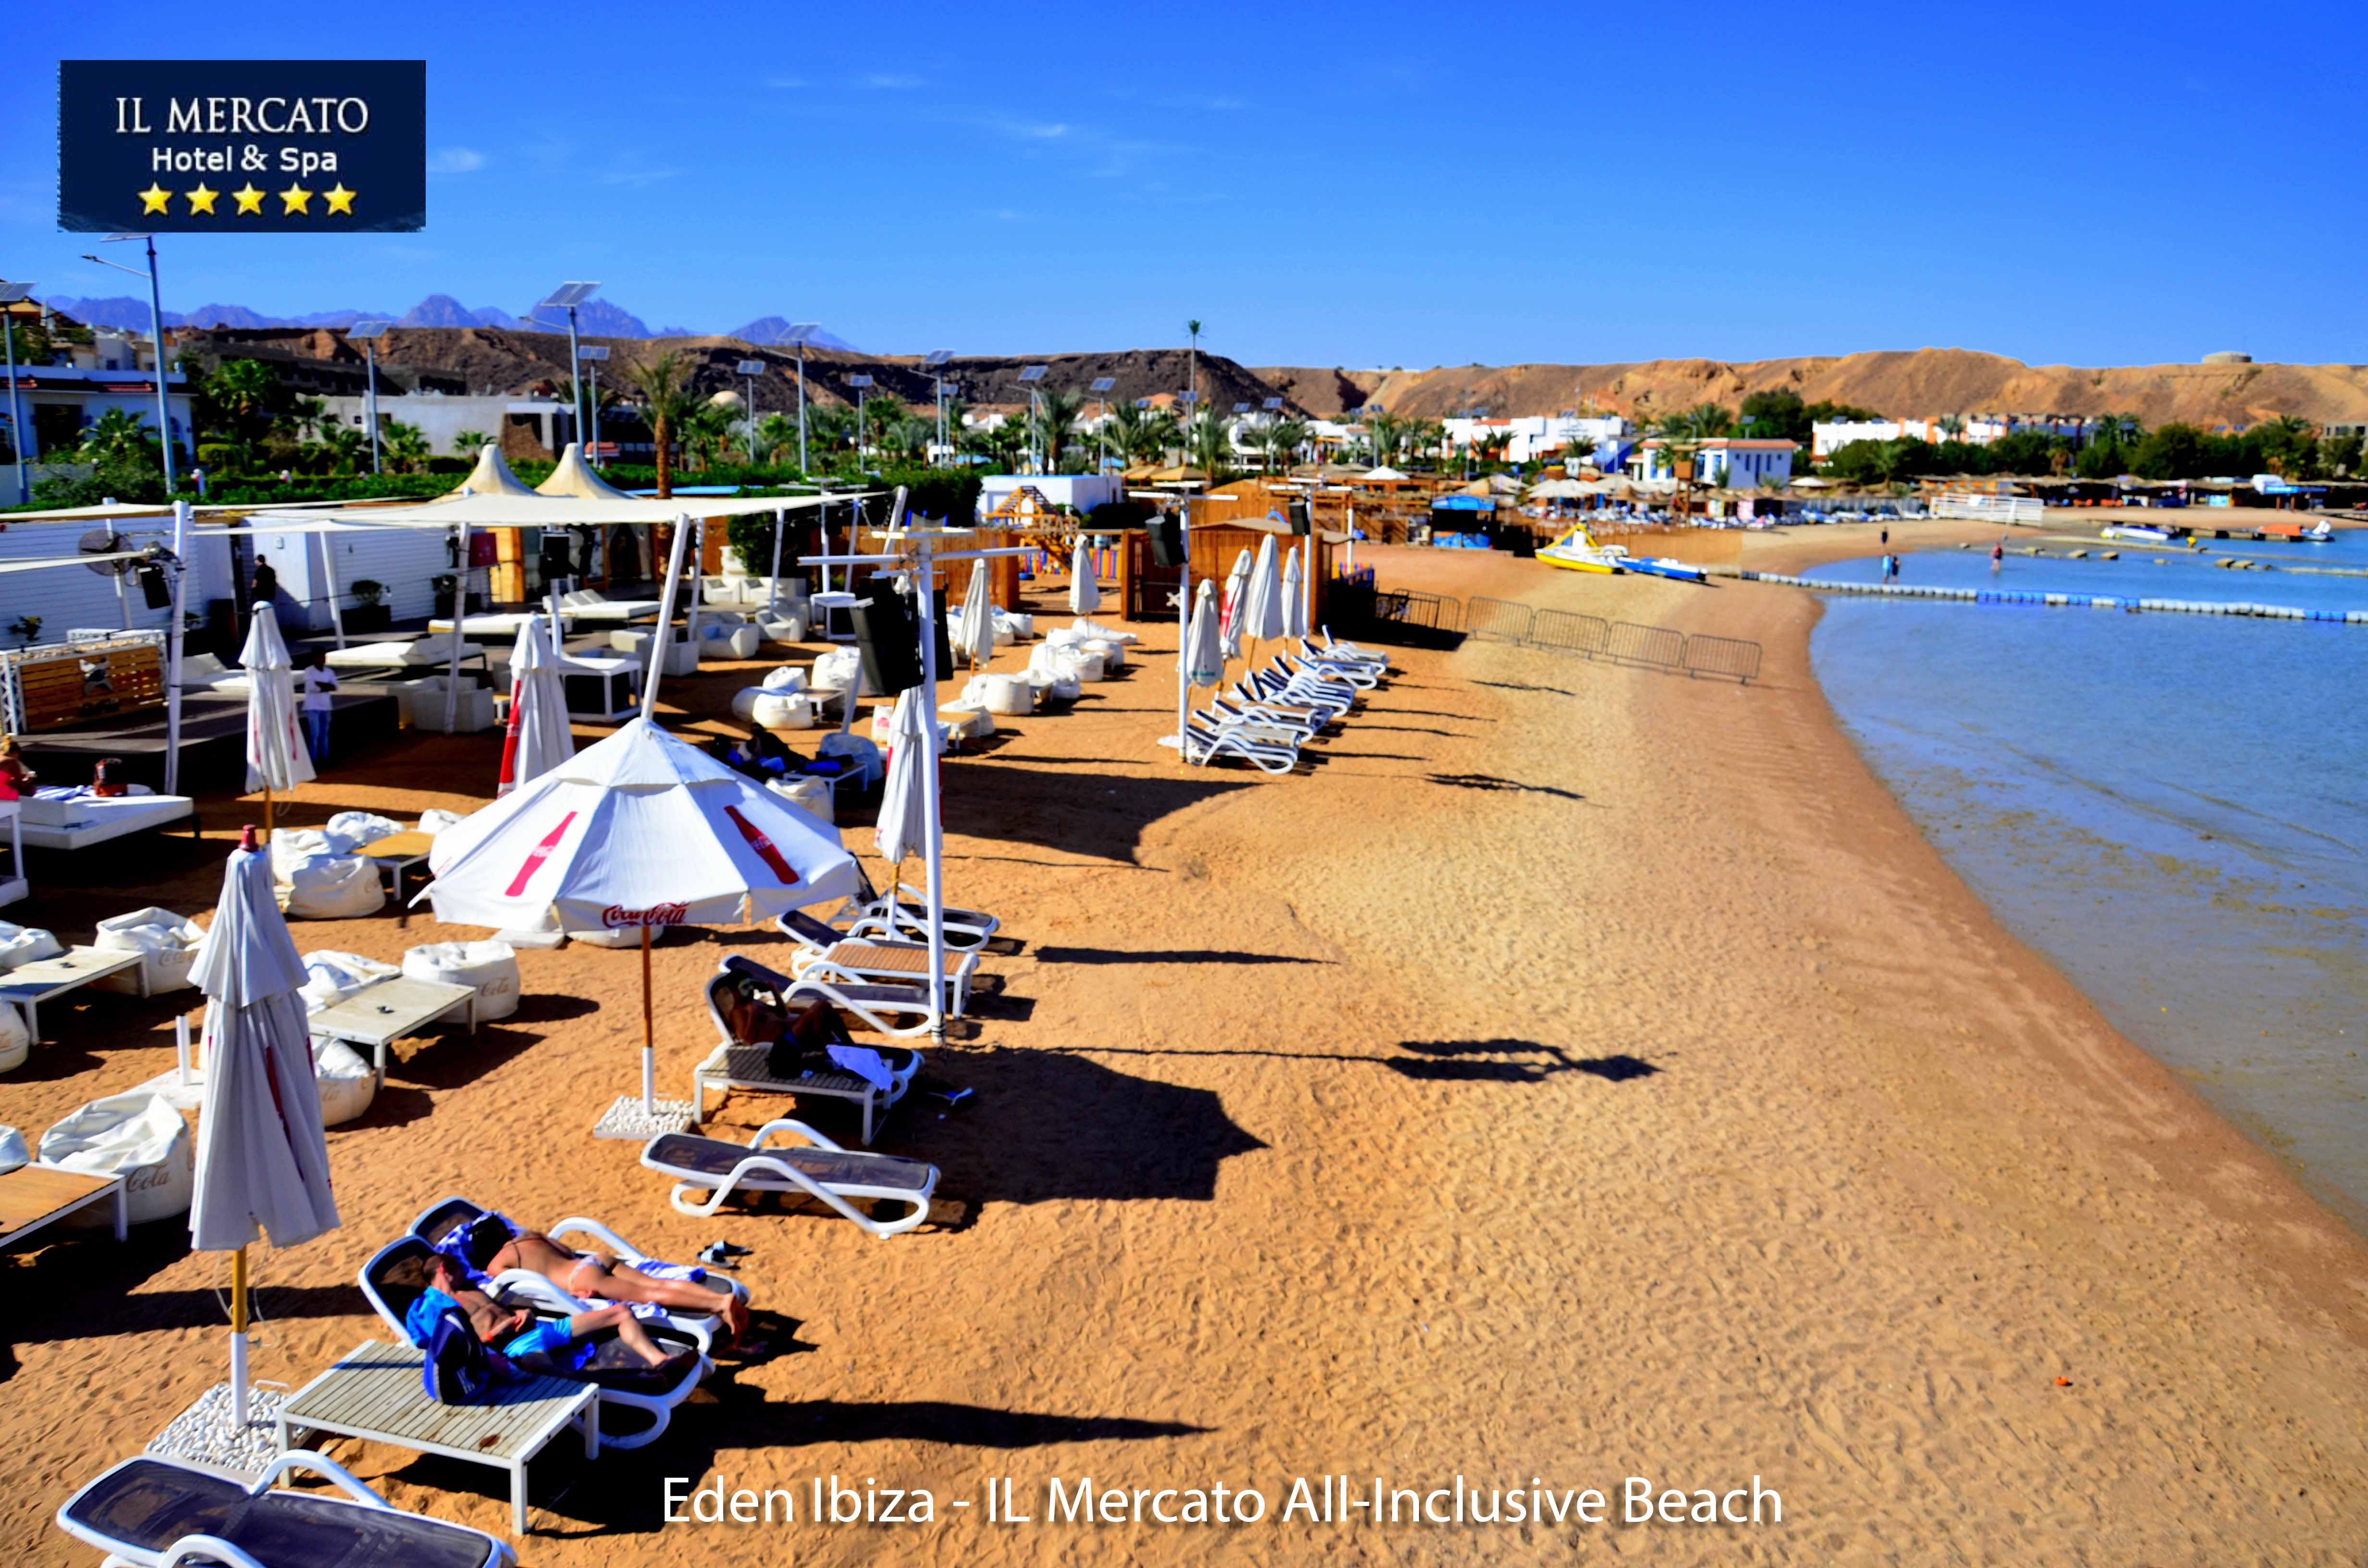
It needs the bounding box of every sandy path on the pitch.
[4,527,2364,1564]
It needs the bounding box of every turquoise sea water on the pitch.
[1806,531,2368,1228]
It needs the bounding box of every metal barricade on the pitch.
[1528,610,1608,658]
[1604,621,1686,669]
[1465,596,1534,645]
[1681,634,1763,684]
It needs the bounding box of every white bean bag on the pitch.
[92,907,206,994]
[757,611,810,643]
[981,673,1036,715]
[816,733,883,786]
[39,1092,193,1225]
[0,921,65,972]
[298,950,400,1013]
[941,705,994,741]
[327,810,403,846]
[1084,638,1125,671]
[751,692,812,731]
[717,625,761,660]
[992,609,1034,640]
[762,665,808,694]
[1071,617,1139,645]
[416,808,466,836]
[312,1037,377,1127]
[0,1004,26,1075]
[812,648,869,696]
[401,939,520,1022]
[0,1124,25,1174]
[766,774,833,824]
[283,854,386,920]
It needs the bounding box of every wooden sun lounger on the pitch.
[0,1162,127,1250]
[277,1341,598,1537]
[55,1452,515,1567]
[642,1121,938,1236]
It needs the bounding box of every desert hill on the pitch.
[1252,349,2368,430]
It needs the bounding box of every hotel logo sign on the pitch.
[58,60,425,232]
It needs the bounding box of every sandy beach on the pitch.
[6,519,2366,1565]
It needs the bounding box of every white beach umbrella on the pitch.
[188,826,340,1426]
[239,603,313,827]
[1240,533,1286,645]
[498,616,575,795]
[875,687,937,873]
[955,558,997,670]
[1184,577,1225,689]
[1218,548,1252,661]
[426,717,859,1115]
[1068,538,1102,615]
[1280,543,1308,640]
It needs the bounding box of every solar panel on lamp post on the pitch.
[0,281,31,504]
[536,282,600,453]
[345,319,395,474]
[580,345,610,464]
[1018,365,1047,474]
[777,323,821,472]
[82,238,179,493]
[925,351,953,467]
[736,359,766,464]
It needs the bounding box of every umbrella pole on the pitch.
[640,924,656,1115]
[229,1244,249,1428]
[262,785,272,839]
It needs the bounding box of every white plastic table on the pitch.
[308,975,478,1087]
[0,946,146,1042]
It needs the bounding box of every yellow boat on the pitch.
[1537,523,1627,574]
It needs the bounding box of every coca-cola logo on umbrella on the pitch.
[601,903,688,929]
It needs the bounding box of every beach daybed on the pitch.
[428,611,580,643]
[17,789,196,852]
[402,1196,748,1353]
[694,956,925,1137]
[556,588,664,625]
[642,1121,938,1236]
[359,1237,708,1450]
[54,1452,515,1568]
[322,636,485,676]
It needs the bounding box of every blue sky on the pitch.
[5,0,2362,368]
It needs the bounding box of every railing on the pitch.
[1334,584,1764,683]
[1603,621,1686,669]
[1678,633,1763,683]
[1465,596,1535,644]
[1529,609,1608,657]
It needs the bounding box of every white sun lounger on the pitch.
[404,1195,749,1352]
[323,636,485,674]
[1164,715,1300,773]
[358,1237,709,1451]
[641,1120,938,1236]
[556,589,665,624]
[1209,695,1326,744]
[55,1452,514,1567]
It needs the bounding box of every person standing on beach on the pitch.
[300,650,338,762]
[1880,527,1889,550]
[1991,539,2004,571]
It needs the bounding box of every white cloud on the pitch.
[427,147,487,175]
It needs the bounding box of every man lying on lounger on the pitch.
[426,1254,698,1374]
[432,1210,752,1343]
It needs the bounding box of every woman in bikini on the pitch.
[450,1214,752,1343]
[428,1256,695,1373]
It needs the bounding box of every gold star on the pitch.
[278,182,312,216]
[323,184,356,217]
[137,183,173,215]
[185,183,220,216]
[231,183,266,215]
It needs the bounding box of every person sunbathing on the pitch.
[437,1211,752,1342]
[426,1256,694,1373]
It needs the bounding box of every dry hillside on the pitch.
[1255,349,2368,429]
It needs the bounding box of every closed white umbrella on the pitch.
[1184,577,1224,690]
[955,558,996,671]
[188,825,340,1427]
[1218,548,1252,662]
[875,687,936,879]
[239,603,313,832]
[425,717,859,1131]
[1238,533,1285,666]
[1068,538,1102,615]
[1280,543,1308,640]
[498,616,575,795]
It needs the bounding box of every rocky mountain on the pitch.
[727,317,858,352]
[399,294,524,331]
[46,292,684,340]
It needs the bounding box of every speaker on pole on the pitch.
[1148,514,1186,567]
[851,588,924,694]
[1287,498,1312,536]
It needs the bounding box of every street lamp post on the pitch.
[848,373,873,470]
[1364,401,1384,469]
[81,237,178,493]
[0,282,31,505]
[1178,389,1199,470]
[1090,376,1115,472]
[736,358,765,464]
[925,350,952,467]
[580,344,609,463]
[778,322,820,473]
[536,282,600,450]
[1017,365,1047,475]
[346,320,394,474]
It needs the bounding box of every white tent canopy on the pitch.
[242,489,865,529]
[538,441,636,502]
[436,444,540,499]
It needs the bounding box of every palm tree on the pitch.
[289,396,329,443]
[1367,411,1407,467]
[1184,409,1231,475]
[322,424,367,473]
[755,411,799,464]
[625,351,700,497]
[1258,416,1310,473]
[1185,318,1202,410]
[1935,413,1966,443]
[809,404,857,462]
[886,414,933,464]
[449,429,491,456]
[381,419,430,474]
[1030,389,1084,472]
[77,407,159,466]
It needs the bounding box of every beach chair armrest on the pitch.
[159,1536,272,1568]
[485,1268,592,1317]
[249,1449,390,1508]
[546,1216,648,1265]
[720,1154,891,1233]
[749,1117,844,1153]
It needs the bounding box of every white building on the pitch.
[1629,438,1795,486]
[1443,414,1629,464]
[1811,414,2095,458]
